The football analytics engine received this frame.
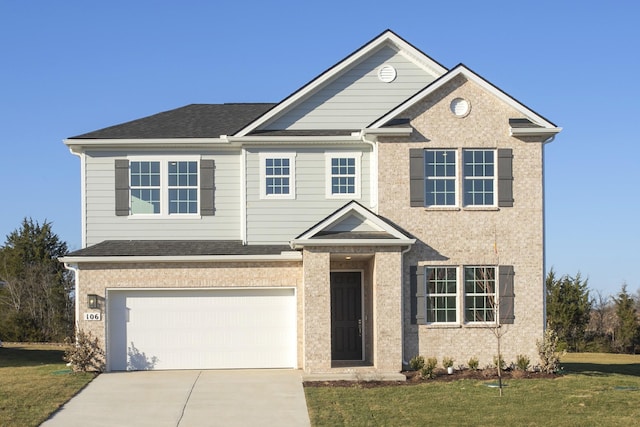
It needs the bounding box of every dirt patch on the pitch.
[304,368,558,388]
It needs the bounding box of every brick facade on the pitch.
[378,76,547,367]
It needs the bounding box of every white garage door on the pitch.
[107,288,296,371]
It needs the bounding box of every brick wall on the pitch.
[378,75,547,367]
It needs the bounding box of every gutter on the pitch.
[509,127,562,137]
[58,252,303,264]
[290,238,415,249]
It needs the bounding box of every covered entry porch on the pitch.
[290,201,415,380]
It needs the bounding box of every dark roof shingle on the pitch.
[66,240,292,257]
[70,103,276,139]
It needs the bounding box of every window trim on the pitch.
[259,152,296,200]
[127,156,201,218]
[424,266,459,324]
[325,151,362,199]
[462,149,497,208]
[424,149,458,207]
[463,265,498,324]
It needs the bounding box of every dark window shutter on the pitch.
[409,149,425,207]
[410,265,426,325]
[200,160,215,216]
[498,149,514,207]
[114,159,130,216]
[499,265,515,324]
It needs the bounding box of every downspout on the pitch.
[400,245,412,366]
[63,262,80,338]
[68,148,86,248]
[359,131,378,212]
[240,147,248,244]
[541,134,555,330]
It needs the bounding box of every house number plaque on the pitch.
[84,312,102,321]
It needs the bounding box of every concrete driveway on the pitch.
[42,369,311,427]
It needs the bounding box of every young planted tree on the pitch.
[546,269,591,351]
[0,218,73,342]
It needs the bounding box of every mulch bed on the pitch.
[304,368,558,388]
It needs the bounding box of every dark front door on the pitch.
[331,271,362,360]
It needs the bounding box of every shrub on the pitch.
[409,355,425,371]
[468,356,479,371]
[63,329,105,372]
[516,354,531,371]
[537,327,564,374]
[442,356,454,369]
[420,357,438,379]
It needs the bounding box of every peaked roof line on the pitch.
[290,200,415,249]
[369,63,560,130]
[234,30,448,137]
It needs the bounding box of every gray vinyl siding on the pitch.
[84,150,241,246]
[245,146,372,244]
[263,45,437,130]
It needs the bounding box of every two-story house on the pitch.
[60,30,560,379]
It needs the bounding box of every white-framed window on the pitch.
[425,266,458,323]
[129,157,199,216]
[464,266,497,323]
[463,150,495,206]
[424,150,457,206]
[325,152,361,199]
[259,153,296,199]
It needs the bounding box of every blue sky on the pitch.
[1,1,638,297]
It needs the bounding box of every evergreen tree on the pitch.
[0,218,73,341]
[546,269,591,351]
[613,285,639,354]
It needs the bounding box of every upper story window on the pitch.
[168,161,198,214]
[260,153,296,199]
[130,161,161,214]
[115,157,214,218]
[326,152,361,199]
[463,150,495,206]
[411,148,511,208]
[424,150,456,206]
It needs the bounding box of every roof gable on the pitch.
[290,201,415,248]
[236,30,447,136]
[370,64,561,133]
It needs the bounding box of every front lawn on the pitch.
[0,343,96,427]
[304,353,640,426]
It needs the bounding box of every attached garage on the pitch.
[106,288,297,371]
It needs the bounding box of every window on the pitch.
[260,153,295,199]
[129,158,199,216]
[130,161,161,214]
[425,267,457,323]
[413,264,514,326]
[463,150,495,206]
[168,161,198,214]
[326,152,361,198]
[424,150,456,206]
[464,266,496,322]
[410,148,512,208]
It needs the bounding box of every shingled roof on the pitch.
[69,103,276,139]
[66,240,292,257]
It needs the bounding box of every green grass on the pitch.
[0,343,96,427]
[305,353,640,426]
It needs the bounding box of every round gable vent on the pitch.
[378,64,397,83]
[450,97,471,117]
